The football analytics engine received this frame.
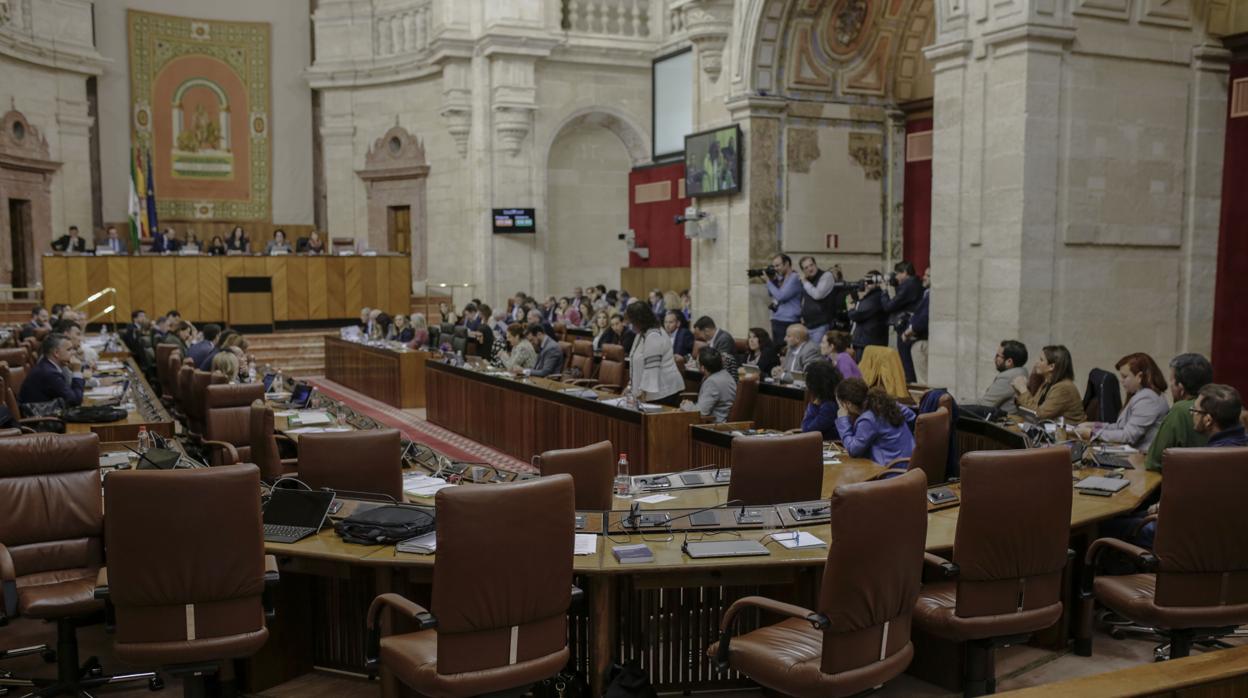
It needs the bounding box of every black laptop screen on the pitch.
[263,488,335,528]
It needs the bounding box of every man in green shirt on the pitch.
[1143,353,1212,471]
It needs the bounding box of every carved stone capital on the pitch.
[682,0,733,82]
[493,105,534,157]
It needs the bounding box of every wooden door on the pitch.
[8,199,32,293]
[388,205,410,254]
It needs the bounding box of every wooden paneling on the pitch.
[620,266,692,298]
[324,337,427,408]
[229,291,274,326]
[40,255,410,323]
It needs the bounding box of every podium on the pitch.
[227,276,273,332]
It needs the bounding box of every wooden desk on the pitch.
[683,368,808,430]
[425,361,701,474]
[67,357,174,441]
[41,253,411,324]
[999,643,1248,697]
[324,337,429,409]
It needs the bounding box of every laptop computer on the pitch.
[262,372,278,392]
[282,383,314,409]
[263,488,336,543]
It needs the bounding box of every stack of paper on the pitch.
[404,473,455,498]
[396,531,437,554]
[771,532,827,550]
[293,410,332,426]
[574,534,599,556]
[1074,476,1130,493]
[286,426,353,435]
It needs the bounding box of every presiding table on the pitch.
[323,337,430,409]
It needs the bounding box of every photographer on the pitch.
[882,261,923,333]
[899,268,930,383]
[762,253,801,344]
[796,256,840,347]
[848,271,889,354]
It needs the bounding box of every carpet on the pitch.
[307,377,534,473]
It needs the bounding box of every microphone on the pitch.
[618,499,745,532]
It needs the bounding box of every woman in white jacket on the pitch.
[1076,352,1170,451]
[624,300,684,406]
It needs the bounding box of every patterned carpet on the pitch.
[307,377,534,473]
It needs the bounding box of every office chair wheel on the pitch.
[1109,628,1126,640]
[81,656,103,678]
[148,676,164,691]
[41,649,57,663]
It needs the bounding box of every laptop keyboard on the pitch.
[264,524,315,541]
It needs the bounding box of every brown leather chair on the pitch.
[537,440,614,511]
[0,360,28,398]
[0,347,30,370]
[202,383,264,465]
[594,344,627,393]
[187,369,226,438]
[0,433,155,695]
[913,447,1072,696]
[727,431,823,505]
[1078,447,1248,661]
[250,401,298,481]
[562,340,597,382]
[709,469,928,697]
[553,321,567,341]
[154,344,176,401]
[97,463,277,693]
[727,373,759,423]
[174,362,195,417]
[0,428,21,438]
[366,475,578,697]
[0,375,64,433]
[874,406,950,485]
[297,429,403,501]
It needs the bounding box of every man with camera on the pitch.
[882,261,924,382]
[848,271,889,354]
[761,253,802,344]
[795,256,842,348]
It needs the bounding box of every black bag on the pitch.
[63,405,128,423]
[530,670,589,698]
[334,505,435,545]
[20,398,65,419]
[603,661,657,698]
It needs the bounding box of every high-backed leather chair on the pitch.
[563,340,596,381]
[727,373,759,423]
[709,470,928,696]
[154,344,176,401]
[250,401,298,481]
[1079,447,1248,661]
[97,464,277,693]
[187,369,226,437]
[0,360,28,398]
[297,429,403,501]
[727,432,823,505]
[594,344,627,393]
[0,433,155,695]
[875,406,950,485]
[0,347,30,370]
[174,362,195,417]
[167,355,191,413]
[553,321,567,341]
[202,383,265,465]
[538,440,614,511]
[913,447,1072,696]
[366,476,577,697]
[0,375,64,433]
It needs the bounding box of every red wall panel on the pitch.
[628,162,691,268]
[902,118,933,275]
[1212,59,1248,392]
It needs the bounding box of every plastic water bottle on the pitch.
[274,369,283,392]
[614,453,632,498]
[137,426,151,455]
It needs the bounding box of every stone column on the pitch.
[319,90,359,244]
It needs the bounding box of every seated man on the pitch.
[19,306,50,340]
[518,324,564,378]
[772,323,819,380]
[692,315,738,376]
[188,324,221,367]
[19,334,85,407]
[51,225,87,252]
[683,347,736,423]
[964,339,1029,419]
[663,310,693,358]
[1144,353,1212,471]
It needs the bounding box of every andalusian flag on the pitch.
[134,150,150,239]
[128,149,143,250]
[145,149,159,236]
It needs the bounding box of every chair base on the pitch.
[1087,609,1244,662]
[0,619,156,698]
[962,634,1031,697]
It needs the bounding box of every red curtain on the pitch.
[628,162,690,267]
[902,118,933,274]
[1212,58,1248,392]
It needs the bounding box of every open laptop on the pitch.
[263,488,336,543]
[278,383,314,409]
[262,372,278,392]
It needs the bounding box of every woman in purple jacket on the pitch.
[834,377,916,467]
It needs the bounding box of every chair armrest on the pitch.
[1080,537,1158,600]
[1131,514,1158,538]
[202,440,239,465]
[275,433,299,449]
[93,567,109,600]
[713,596,826,670]
[884,456,911,471]
[365,593,437,676]
[0,543,16,620]
[923,552,960,579]
[262,555,279,620]
[0,428,23,438]
[19,416,64,429]
[568,379,598,386]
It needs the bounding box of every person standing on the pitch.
[797,256,837,347]
[847,272,889,354]
[764,253,802,345]
[625,302,684,406]
[900,268,931,384]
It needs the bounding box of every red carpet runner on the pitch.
[307,377,534,473]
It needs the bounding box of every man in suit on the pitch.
[685,347,736,423]
[773,323,820,379]
[601,313,636,353]
[188,324,221,367]
[159,320,194,355]
[51,226,88,253]
[19,334,85,407]
[150,226,178,253]
[649,289,666,318]
[98,226,127,254]
[526,309,556,340]
[19,306,50,339]
[692,315,739,378]
[518,324,564,378]
[663,310,693,358]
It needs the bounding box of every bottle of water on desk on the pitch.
[274,369,284,392]
[614,453,632,498]
[137,426,151,455]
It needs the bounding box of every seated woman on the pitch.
[590,311,612,351]
[834,377,916,466]
[226,226,250,253]
[741,327,780,378]
[800,360,844,440]
[500,323,536,371]
[211,351,240,385]
[1076,352,1169,450]
[820,330,862,380]
[391,314,415,343]
[1011,344,1087,422]
[556,297,581,327]
[407,313,430,348]
[207,235,227,256]
[305,230,326,254]
[264,229,293,255]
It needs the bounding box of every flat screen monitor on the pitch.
[492,208,536,233]
[685,125,742,198]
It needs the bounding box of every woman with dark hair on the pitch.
[207,235,227,256]
[800,360,844,440]
[500,323,536,371]
[624,301,684,405]
[1011,344,1086,422]
[265,229,292,255]
[1076,352,1169,449]
[820,330,862,380]
[741,327,780,378]
[226,226,249,253]
[834,377,916,466]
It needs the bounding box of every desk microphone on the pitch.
[618,499,745,531]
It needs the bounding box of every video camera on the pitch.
[845,271,896,292]
[746,266,777,280]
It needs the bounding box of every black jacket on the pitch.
[848,287,889,348]
[601,327,635,353]
[882,276,923,330]
[52,235,87,252]
[19,358,84,407]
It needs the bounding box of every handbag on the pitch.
[334,505,436,545]
[530,669,589,698]
[603,661,657,698]
[63,405,128,423]
[20,398,65,419]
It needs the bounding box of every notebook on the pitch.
[1074,476,1130,493]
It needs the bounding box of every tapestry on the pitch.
[128,9,271,221]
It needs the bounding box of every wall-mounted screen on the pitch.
[492,208,536,233]
[652,49,693,161]
[685,125,742,198]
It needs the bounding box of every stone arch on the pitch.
[356,122,429,283]
[543,106,650,169]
